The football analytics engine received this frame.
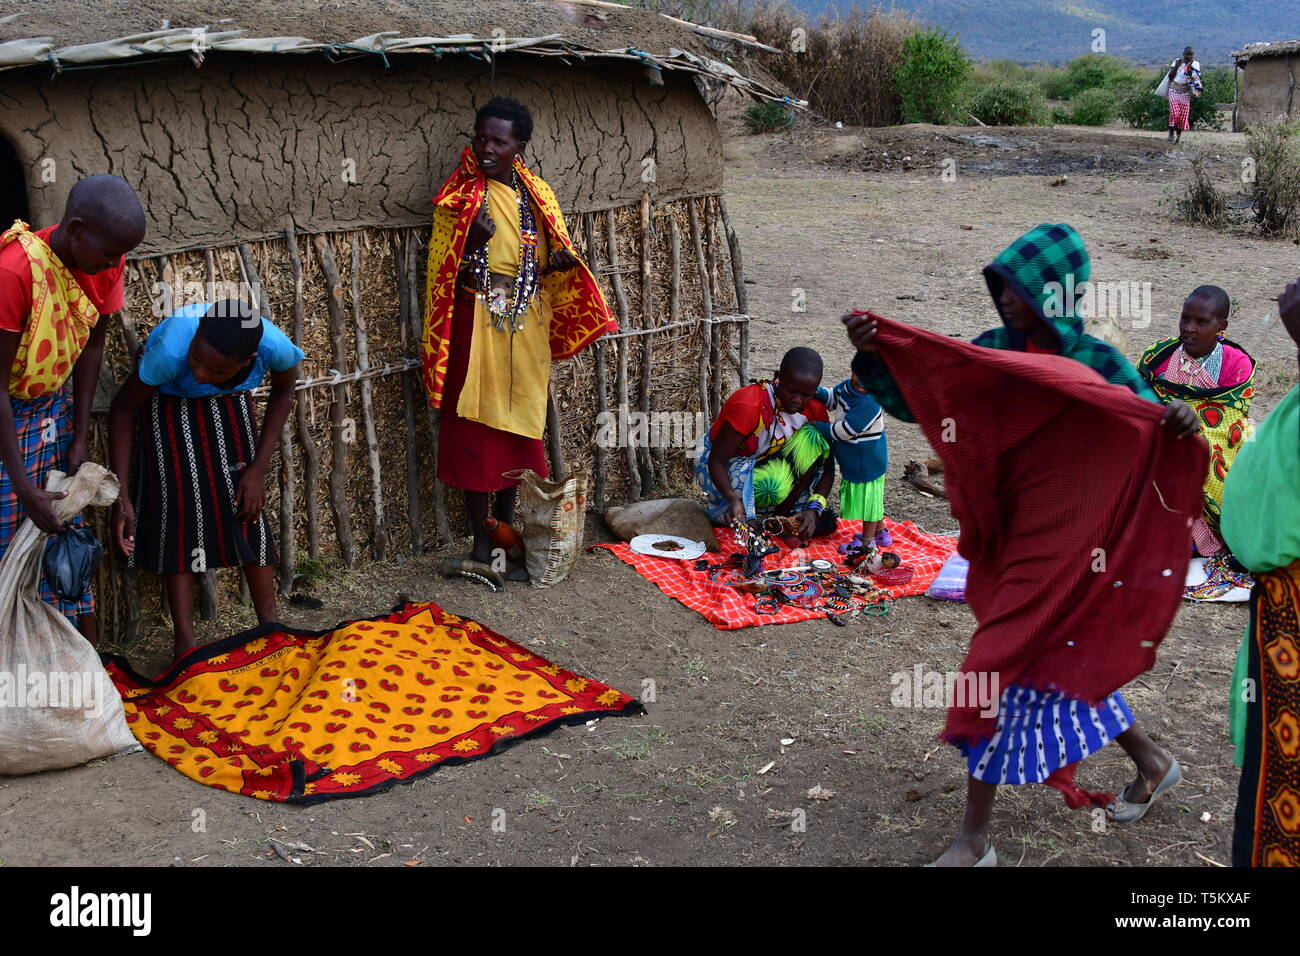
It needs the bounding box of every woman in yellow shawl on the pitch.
[422,99,614,584]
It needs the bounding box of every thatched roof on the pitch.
[1232,39,1300,62]
[0,0,792,101]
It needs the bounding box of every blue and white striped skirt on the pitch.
[958,685,1134,785]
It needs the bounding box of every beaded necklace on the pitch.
[468,171,540,333]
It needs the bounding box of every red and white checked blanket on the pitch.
[595,517,957,630]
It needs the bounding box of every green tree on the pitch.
[893,28,973,124]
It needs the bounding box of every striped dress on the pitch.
[960,686,1134,785]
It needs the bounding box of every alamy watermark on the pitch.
[890,664,1000,718]
[1043,276,1153,328]
[0,666,106,719]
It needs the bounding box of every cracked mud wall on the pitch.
[1237,56,1298,127]
[0,53,722,254]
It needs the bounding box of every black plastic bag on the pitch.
[42,527,104,604]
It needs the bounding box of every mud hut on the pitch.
[0,0,786,643]
[1231,39,1300,130]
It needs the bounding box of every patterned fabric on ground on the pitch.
[596,518,956,630]
[925,551,969,602]
[104,601,641,803]
[1232,560,1300,866]
[0,386,91,621]
[129,389,276,574]
[864,316,1204,743]
[1185,554,1254,602]
[961,686,1133,788]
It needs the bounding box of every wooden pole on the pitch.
[584,213,609,512]
[403,231,450,544]
[545,383,566,479]
[704,198,722,417]
[637,192,659,493]
[312,234,357,568]
[687,199,714,422]
[284,227,321,562]
[350,234,387,561]
[394,234,425,554]
[716,195,750,386]
[606,207,641,500]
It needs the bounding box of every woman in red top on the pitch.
[0,175,145,640]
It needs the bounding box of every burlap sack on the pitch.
[504,469,588,588]
[0,463,138,774]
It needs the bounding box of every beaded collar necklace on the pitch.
[469,170,541,333]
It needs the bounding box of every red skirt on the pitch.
[436,288,549,493]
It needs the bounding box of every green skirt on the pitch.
[840,475,884,521]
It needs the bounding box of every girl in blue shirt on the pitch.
[107,299,302,658]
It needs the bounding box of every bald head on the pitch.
[55,175,145,273]
[65,175,146,244]
[779,346,823,381]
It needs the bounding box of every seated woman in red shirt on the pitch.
[693,346,837,544]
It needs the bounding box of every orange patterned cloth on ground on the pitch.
[104,602,640,803]
[597,518,957,630]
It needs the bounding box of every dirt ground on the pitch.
[3,119,1296,868]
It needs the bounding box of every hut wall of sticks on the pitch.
[0,1,787,644]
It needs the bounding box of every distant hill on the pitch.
[786,0,1298,64]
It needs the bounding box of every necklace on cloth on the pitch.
[469,171,541,333]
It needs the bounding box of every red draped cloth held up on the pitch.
[871,317,1207,742]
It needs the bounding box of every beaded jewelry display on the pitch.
[467,171,541,333]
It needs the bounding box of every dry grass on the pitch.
[716,1,920,127]
[1246,122,1300,240]
[1179,150,1227,227]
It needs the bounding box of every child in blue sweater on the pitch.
[814,373,890,551]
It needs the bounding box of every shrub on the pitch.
[968,81,1046,126]
[1071,87,1117,126]
[1116,73,1225,130]
[722,1,921,127]
[1246,123,1300,239]
[1029,64,1075,100]
[1116,80,1168,129]
[1201,66,1236,106]
[970,58,1030,88]
[1063,53,1142,95]
[1179,151,1227,226]
[743,99,792,133]
[893,27,973,124]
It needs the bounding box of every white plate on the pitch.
[629,534,707,561]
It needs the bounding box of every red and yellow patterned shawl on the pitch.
[421,147,617,409]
